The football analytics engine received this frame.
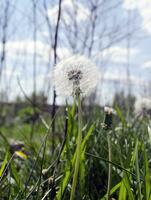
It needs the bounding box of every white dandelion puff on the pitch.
[53,55,99,96]
[134,97,151,115]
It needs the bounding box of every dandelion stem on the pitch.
[107,134,112,200]
[70,94,82,200]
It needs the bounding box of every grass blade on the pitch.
[144,146,151,200]
[0,151,8,177]
[135,140,142,200]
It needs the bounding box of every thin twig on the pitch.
[17,77,34,105]
[39,115,49,130]
[51,0,62,153]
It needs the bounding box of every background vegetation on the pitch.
[0,93,151,199]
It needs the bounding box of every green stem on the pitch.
[70,94,82,200]
[135,140,142,200]
[107,134,112,200]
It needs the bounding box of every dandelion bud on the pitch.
[42,168,49,177]
[102,106,116,130]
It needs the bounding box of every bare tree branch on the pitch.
[51,0,62,153]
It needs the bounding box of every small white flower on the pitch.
[53,55,99,96]
[134,97,151,115]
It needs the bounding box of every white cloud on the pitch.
[142,61,151,69]
[2,40,50,61]
[47,0,90,25]
[0,39,73,100]
[94,46,138,63]
[3,68,21,77]
[123,0,151,34]
[0,40,72,63]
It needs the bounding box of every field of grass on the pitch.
[0,102,151,200]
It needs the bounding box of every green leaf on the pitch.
[144,147,151,200]
[123,173,134,200]
[115,106,127,127]
[80,124,95,192]
[118,172,134,200]
[119,179,127,200]
[118,173,134,200]
[0,151,8,177]
[57,170,71,200]
[100,182,121,200]
[81,124,94,150]
[135,140,142,200]
[10,161,23,191]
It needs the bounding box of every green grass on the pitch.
[0,104,151,200]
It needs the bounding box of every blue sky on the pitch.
[0,0,151,105]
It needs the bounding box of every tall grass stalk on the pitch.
[135,140,142,200]
[70,94,82,200]
[107,134,112,200]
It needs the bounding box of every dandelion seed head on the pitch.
[67,69,83,82]
[53,55,99,96]
[134,97,151,115]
